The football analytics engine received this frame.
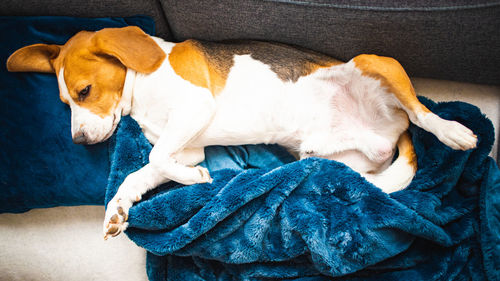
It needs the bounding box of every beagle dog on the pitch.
[7,26,477,240]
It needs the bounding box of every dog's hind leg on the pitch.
[103,147,206,239]
[352,54,477,151]
[299,129,394,165]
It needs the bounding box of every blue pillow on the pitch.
[0,16,156,213]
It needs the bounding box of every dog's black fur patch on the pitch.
[191,39,341,82]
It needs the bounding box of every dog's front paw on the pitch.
[103,198,130,240]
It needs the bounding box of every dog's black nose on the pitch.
[72,132,87,144]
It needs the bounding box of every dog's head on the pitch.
[7,26,166,144]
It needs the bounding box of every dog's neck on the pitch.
[121,67,165,143]
[120,68,137,116]
[122,37,176,119]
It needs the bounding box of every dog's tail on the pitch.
[363,132,417,193]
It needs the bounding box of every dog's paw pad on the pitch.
[117,206,128,221]
[103,202,129,240]
[104,225,122,240]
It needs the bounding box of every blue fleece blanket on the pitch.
[105,97,500,281]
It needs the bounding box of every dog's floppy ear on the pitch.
[7,44,60,73]
[92,26,166,74]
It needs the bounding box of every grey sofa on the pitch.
[3,0,499,85]
[1,1,499,280]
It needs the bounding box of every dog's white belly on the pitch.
[190,55,336,149]
[132,54,409,174]
[192,57,407,155]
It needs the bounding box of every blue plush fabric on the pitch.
[0,16,156,213]
[106,98,499,280]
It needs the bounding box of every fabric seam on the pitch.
[260,0,500,12]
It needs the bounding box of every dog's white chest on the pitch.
[129,89,168,143]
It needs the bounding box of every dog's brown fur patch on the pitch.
[353,54,430,114]
[169,40,228,95]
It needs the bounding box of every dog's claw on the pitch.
[105,225,122,239]
[104,228,122,240]
[196,166,213,183]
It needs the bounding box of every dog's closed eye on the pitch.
[78,85,91,101]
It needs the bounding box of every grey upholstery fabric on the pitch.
[161,0,500,85]
[0,0,172,40]
[264,0,500,10]
[1,0,498,84]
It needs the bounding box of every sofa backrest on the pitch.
[161,0,500,85]
[2,0,499,85]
